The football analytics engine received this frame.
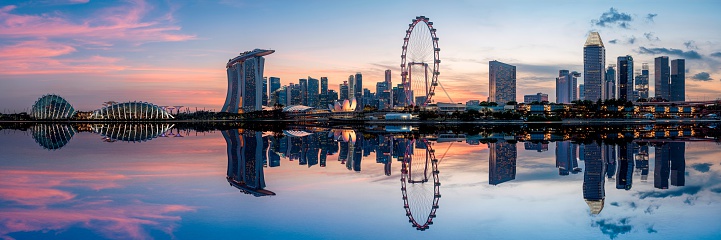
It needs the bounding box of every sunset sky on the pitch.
[1,0,720,112]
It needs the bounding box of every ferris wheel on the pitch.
[400,138,440,231]
[401,16,440,107]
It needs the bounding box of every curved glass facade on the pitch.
[31,95,76,120]
[90,102,174,120]
[31,124,76,150]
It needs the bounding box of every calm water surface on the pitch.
[1,124,720,239]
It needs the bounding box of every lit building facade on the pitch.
[584,32,605,102]
[635,63,650,99]
[223,49,275,113]
[604,65,616,100]
[90,102,174,120]
[489,60,516,104]
[523,92,548,103]
[617,55,634,101]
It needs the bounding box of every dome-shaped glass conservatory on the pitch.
[90,101,174,120]
[31,94,76,120]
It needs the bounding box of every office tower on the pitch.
[556,141,579,175]
[523,92,548,103]
[556,70,580,103]
[298,78,308,106]
[355,72,363,109]
[670,59,686,101]
[376,81,390,109]
[348,75,355,99]
[269,77,281,94]
[655,56,670,100]
[320,77,328,94]
[616,143,634,190]
[340,81,349,101]
[583,32,605,102]
[635,63,650,99]
[327,90,338,103]
[385,70,393,108]
[604,144,616,179]
[290,83,302,105]
[262,77,268,106]
[579,84,585,100]
[393,84,405,107]
[278,86,288,106]
[670,142,685,186]
[489,141,517,185]
[489,60,517,104]
[307,77,319,108]
[223,49,274,113]
[654,143,671,189]
[583,143,605,214]
[617,56,634,101]
[604,65,616,100]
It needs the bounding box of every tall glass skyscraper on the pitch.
[583,32,605,102]
[269,77,281,95]
[307,77,320,107]
[355,72,363,109]
[654,56,670,100]
[223,49,274,113]
[670,59,686,101]
[617,55,634,101]
[604,65,616,100]
[556,70,580,103]
[489,60,516,104]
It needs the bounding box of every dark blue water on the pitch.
[1,123,720,239]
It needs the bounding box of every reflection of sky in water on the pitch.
[0,129,720,239]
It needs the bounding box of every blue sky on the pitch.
[1,0,720,111]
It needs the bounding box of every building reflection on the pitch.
[223,129,275,197]
[654,142,686,189]
[583,143,605,215]
[556,141,580,175]
[29,123,174,150]
[616,143,634,190]
[489,141,517,185]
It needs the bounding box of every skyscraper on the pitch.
[655,56,670,100]
[556,70,580,103]
[489,60,516,104]
[298,78,308,106]
[307,77,320,107]
[269,77,281,94]
[604,65,616,100]
[579,84,585,100]
[340,81,349,101]
[617,55,634,101]
[348,75,355,100]
[635,63,649,99]
[355,72,363,109]
[489,141,517,185]
[385,70,393,108]
[223,49,275,113]
[583,32,605,102]
[670,59,686,101]
[320,77,328,94]
[262,77,268,106]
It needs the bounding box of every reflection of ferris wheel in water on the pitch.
[401,138,440,231]
[401,16,440,106]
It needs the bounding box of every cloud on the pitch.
[609,39,618,44]
[646,13,658,22]
[637,47,702,59]
[691,72,713,81]
[684,41,698,49]
[627,36,636,44]
[593,218,633,239]
[643,32,659,41]
[710,52,721,58]
[592,8,633,29]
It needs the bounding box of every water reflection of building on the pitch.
[489,141,517,185]
[583,143,605,215]
[223,129,275,197]
[616,143,634,190]
[556,141,580,175]
[635,145,650,180]
[524,142,548,152]
[31,124,76,150]
[30,123,174,150]
[654,142,686,189]
[603,145,616,180]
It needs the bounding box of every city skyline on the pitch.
[1,1,721,111]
